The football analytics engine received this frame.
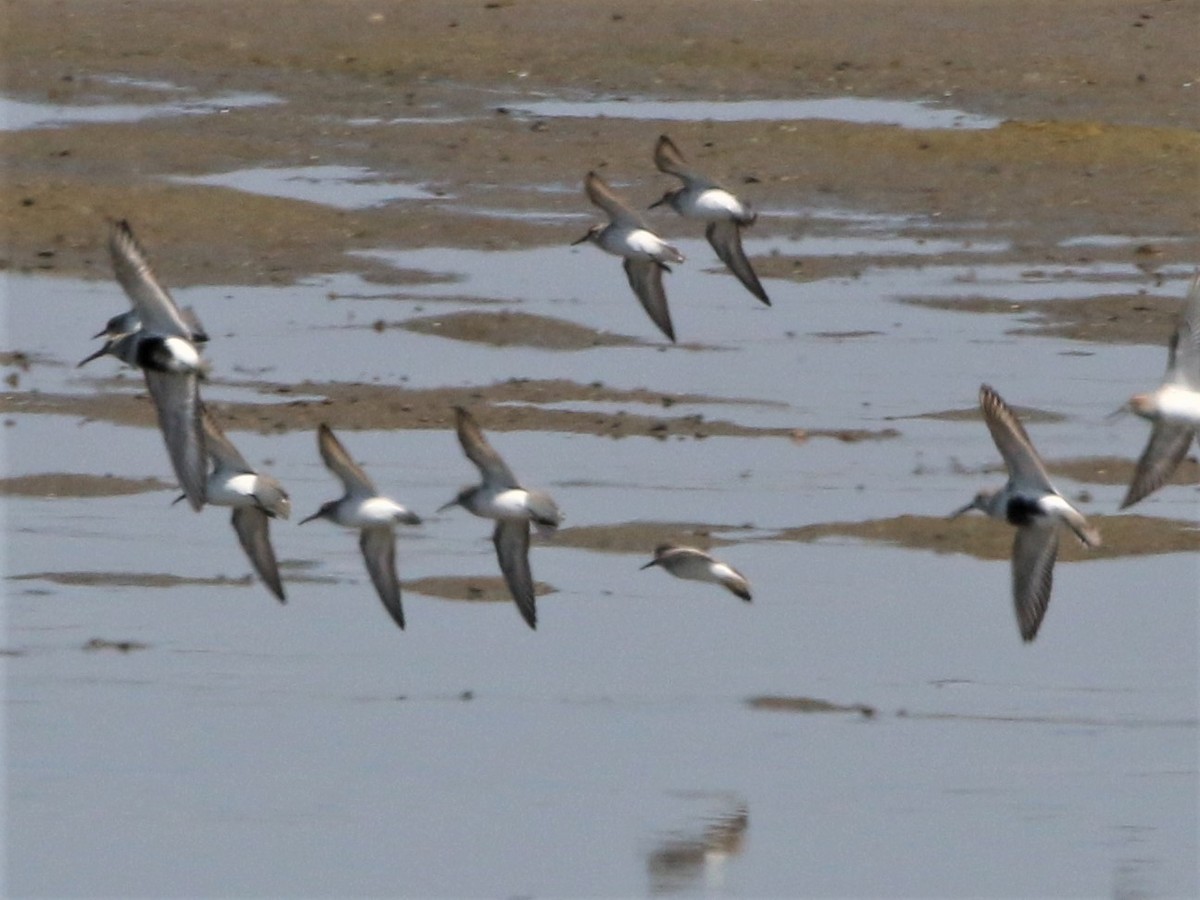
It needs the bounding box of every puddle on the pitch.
[1058,235,1191,249]
[347,115,473,126]
[0,91,281,131]
[506,96,1002,129]
[172,165,446,210]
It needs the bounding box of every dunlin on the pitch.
[300,424,421,630]
[650,135,769,306]
[640,544,752,601]
[192,407,290,602]
[80,307,209,367]
[82,220,209,510]
[572,170,685,342]
[1121,273,1200,509]
[439,406,561,629]
[951,384,1101,642]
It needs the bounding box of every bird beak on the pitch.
[436,497,460,513]
[648,195,667,210]
[170,493,188,506]
[1104,404,1131,423]
[570,232,591,246]
[77,344,110,367]
[639,559,661,570]
[298,511,322,525]
[90,327,109,340]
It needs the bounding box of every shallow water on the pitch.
[4,98,1199,897]
[507,96,1003,129]
[172,165,446,210]
[0,90,280,131]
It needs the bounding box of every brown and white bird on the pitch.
[572,170,685,342]
[640,544,752,602]
[193,408,290,603]
[81,220,209,509]
[439,407,562,630]
[951,384,1101,642]
[1120,273,1200,509]
[300,425,421,630]
[649,134,769,306]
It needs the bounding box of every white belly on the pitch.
[475,488,532,521]
[342,496,406,528]
[1157,386,1200,426]
[687,188,747,221]
[207,472,258,508]
[162,336,204,373]
[603,227,674,262]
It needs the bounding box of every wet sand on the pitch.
[4,0,1197,288]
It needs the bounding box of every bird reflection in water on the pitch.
[646,801,748,895]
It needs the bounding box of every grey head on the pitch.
[648,187,684,213]
[571,222,605,248]
[639,543,678,569]
[77,330,138,368]
[437,485,478,514]
[299,499,340,525]
[949,487,1000,519]
[94,310,142,341]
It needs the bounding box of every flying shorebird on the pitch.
[80,307,210,367]
[300,424,421,631]
[649,134,770,306]
[639,544,752,602]
[186,407,290,603]
[438,406,562,630]
[951,384,1101,642]
[79,219,209,510]
[1120,272,1200,509]
[572,170,685,342]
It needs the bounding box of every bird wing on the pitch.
[1166,272,1200,389]
[317,424,377,495]
[180,305,210,344]
[585,170,645,228]
[1120,421,1194,509]
[232,507,285,602]
[144,369,206,510]
[200,406,253,472]
[652,134,711,186]
[493,520,537,630]
[1011,523,1059,642]
[979,384,1054,492]
[706,220,770,305]
[623,258,676,343]
[453,406,519,488]
[108,219,190,337]
[360,527,404,630]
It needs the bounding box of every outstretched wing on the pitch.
[1011,523,1059,642]
[317,423,377,495]
[624,259,676,343]
[232,507,285,602]
[360,527,404,630]
[706,220,769,306]
[109,220,190,338]
[145,369,206,510]
[494,521,537,630]
[453,406,519,488]
[979,384,1054,492]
